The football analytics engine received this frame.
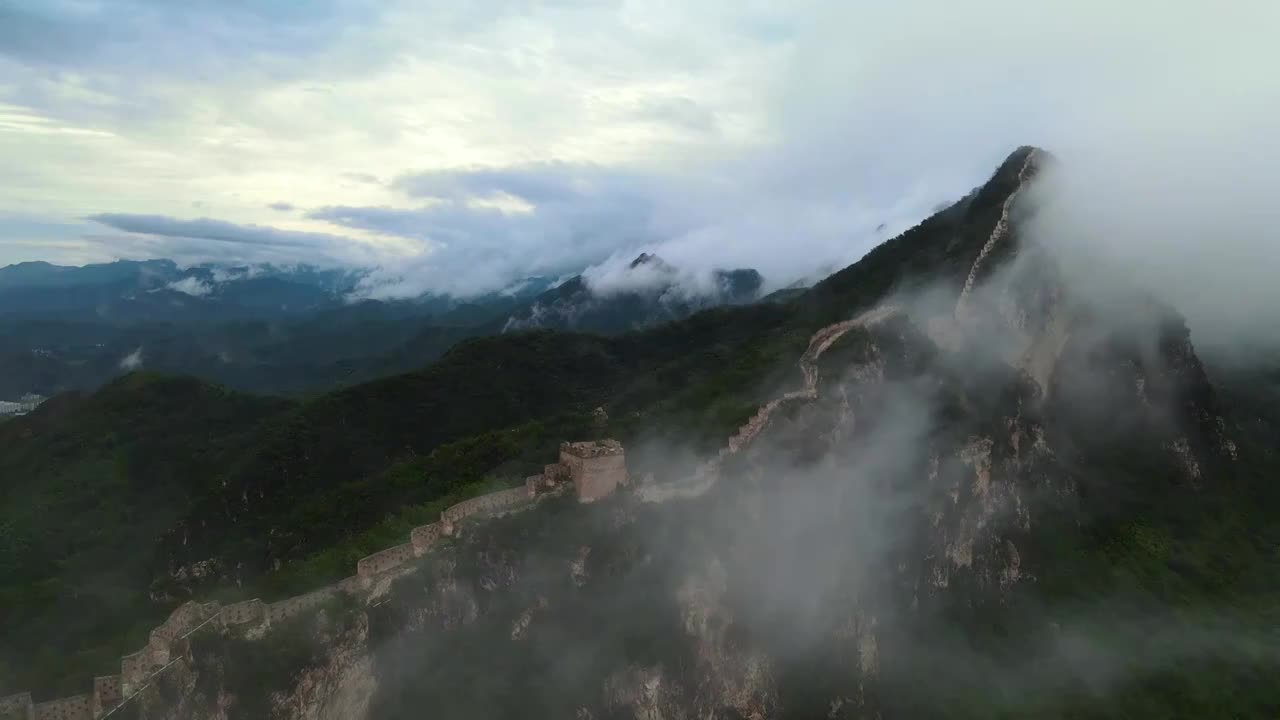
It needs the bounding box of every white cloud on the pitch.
[165,276,213,297]
[119,346,144,370]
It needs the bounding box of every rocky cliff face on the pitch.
[120,148,1275,719]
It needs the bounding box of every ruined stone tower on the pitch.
[559,439,627,502]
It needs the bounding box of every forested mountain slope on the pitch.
[0,375,291,695]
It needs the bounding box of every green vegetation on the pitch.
[0,373,290,696]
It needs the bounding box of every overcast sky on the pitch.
[1,0,1277,298]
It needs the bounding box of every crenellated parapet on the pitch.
[90,677,121,717]
[440,486,534,533]
[336,575,364,595]
[145,601,213,665]
[13,438,628,717]
[32,693,92,720]
[119,651,149,697]
[560,439,624,459]
[267,587,340,624]
[0,692,33,720]
[410,522,443,555]
[356,543,416,580]
[220,599,267,627]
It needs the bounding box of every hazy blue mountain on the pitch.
[502,253,765,334]
[0,262,570,398]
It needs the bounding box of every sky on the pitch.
[1,0,1278,299]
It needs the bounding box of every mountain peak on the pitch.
[628,252,663,269]
[1002,144,1054,178]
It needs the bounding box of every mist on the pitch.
[1025,138,1280,357]
[118,346,143,371]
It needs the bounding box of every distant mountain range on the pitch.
[0,256,778,398]
[0,259,363,323]
[504,253,765,334]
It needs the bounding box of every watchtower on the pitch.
[558,439,627,502]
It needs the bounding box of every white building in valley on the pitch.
[0,393,46,417]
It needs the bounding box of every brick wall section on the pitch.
[119,649,151,695]
[0,693,33,720]
[148,602,205,645]
[440,486,534,532]
[31,694,91,720]
[337,575,364,594]
[525,474,548,495]
[90,676,121,716]
[221,599,267,626]
[356,543,416,579]
[439,496,483,525]
[410,522,443,555]
[147,601,213,664]
[544,463,570,483]
[199,602,221,623]
[267,587,338,625]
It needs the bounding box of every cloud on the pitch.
[1024,129,1280,356]
[316,156,925,299]
[629,96,719,135]
[0,0,388,82]
[88,214,322,248]
[165,276,214,297]
[119,346,143,371]
[84,213,382,267]
[267,202,295,212]
[390,162,648,206]
[313,163,684,298]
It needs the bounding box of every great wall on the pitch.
[954,148,1042,318]
[1,153,1049,720]
[0,440,629,720]
[639,304,904,503]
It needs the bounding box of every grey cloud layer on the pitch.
[312,164,678,298]
[0,0,382,74]
[314,159,922,300]
[85,213,376,266]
